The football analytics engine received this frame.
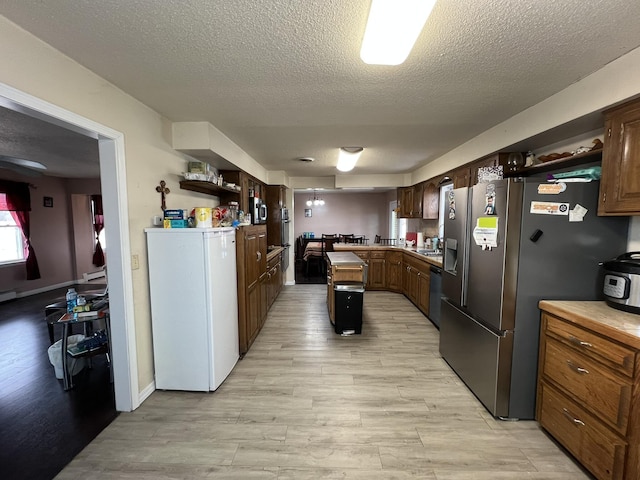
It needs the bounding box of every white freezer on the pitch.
[145,227,239,391]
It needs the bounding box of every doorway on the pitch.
[0,82,137,412]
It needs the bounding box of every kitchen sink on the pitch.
[416,249,441,257]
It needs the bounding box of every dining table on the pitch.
[303,241,324,261]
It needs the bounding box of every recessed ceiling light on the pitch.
[337,147,364,172]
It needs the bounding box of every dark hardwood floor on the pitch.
[0,286,118,480]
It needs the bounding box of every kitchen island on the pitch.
[331,244,442,324]
[325,252,367,327]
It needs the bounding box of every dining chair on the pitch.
[340,234,354,243]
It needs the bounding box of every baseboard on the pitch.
[137,381,156,408]
[15,281,75,299]
[83,269,107,282]
[0,291,17,303]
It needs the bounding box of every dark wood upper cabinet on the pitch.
[599,97,640,215]
[422,182,439,219]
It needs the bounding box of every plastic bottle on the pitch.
[66,288,78,314]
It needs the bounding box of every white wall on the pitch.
[0,15,220,394]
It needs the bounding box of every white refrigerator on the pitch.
[145,227,239,391]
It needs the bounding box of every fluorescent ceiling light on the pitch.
[360,0,437,66]
[337,147,364,172]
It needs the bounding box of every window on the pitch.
[0,210,24,264]
[389,200,407,241]
[438,183,454,239]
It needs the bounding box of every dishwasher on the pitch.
[428,265,442,328]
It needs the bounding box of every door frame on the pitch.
[0,82,138,412]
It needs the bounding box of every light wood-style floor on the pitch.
[57,284,592,479]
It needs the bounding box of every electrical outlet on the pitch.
[131,254,140,270]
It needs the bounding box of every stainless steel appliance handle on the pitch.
[566,360,589,375]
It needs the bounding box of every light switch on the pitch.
[132,254,140,270]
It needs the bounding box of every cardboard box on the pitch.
[163,209,186,219]
[163,219,188,228]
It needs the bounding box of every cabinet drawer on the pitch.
[544,313,635,377]
[370,251,386,259]
[538,382,627,480]
[542,338,632,433]
[331,265,365,283]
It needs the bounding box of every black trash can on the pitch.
[334,283,364,335]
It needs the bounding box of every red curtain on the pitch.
[91,194,105,267]
[0,180,41,280]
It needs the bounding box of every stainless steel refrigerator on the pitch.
[439,177,629,419]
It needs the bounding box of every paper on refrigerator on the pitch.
[473,217,499,250]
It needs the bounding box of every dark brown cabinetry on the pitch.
[220,170,266,214]
[537,302,640,480]
[266,251,283,310]
[368,251,386,289]
[452,166,471,188]
[386,251,403,292]
[468,152,511,186]
[236,225,267,354]
[422,181,439,219]
[402,254,431,316]
[599,98,640,215]
[352,251,371,288]
[265,184,287,246]
[398,184,424,218]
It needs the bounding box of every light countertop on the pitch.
[326,251,367,266]
[333,244,442,267]
[539,300,640,349]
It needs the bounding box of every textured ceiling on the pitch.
[1,0,640,179]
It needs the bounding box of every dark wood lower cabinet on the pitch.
[386,252,403,292]
[236,225,282,354]
[537,302,640,480]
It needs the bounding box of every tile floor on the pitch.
[57,284,592,479]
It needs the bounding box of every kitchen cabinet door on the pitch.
[386,252,403,292]
[398,187,414,218]
[417,267,430,315]
[452,166,471,188]
[237,224,268,354]
[411,183,424,218]
[403,262,419,304]
[599,98,640,215]
[368,255,386,289]
[422,182,439,219]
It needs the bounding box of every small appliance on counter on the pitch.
[250,196,267,224]
[602,252,640,314]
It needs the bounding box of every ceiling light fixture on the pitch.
[360,0,437,66]
[306,190,325,207]
[337,147,364,172]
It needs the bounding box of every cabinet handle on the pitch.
[566,360,589,375]
[568,335,592,349]
[257,251,262,261]
[562,408,585,427]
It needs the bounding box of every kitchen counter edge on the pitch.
[333,244,443,267]
[538,300,640,349]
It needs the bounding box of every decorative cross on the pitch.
[156,180,170,211]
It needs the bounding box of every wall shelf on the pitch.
[504,149,602,177]
[179,180,241,197]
